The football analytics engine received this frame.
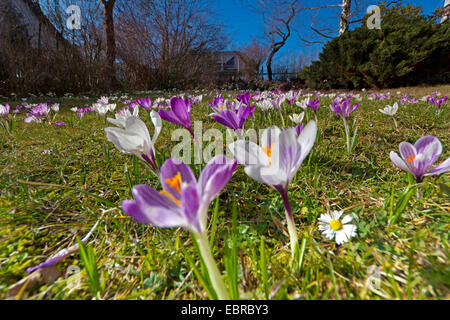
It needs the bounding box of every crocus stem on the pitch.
[286,213,299,262]
[279,189,299,265]
[343,118,351,153]
[195,232,229,300]
[393,116,398,130]
[279,108,286,129]
[415,187,423,200]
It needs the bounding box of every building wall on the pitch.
[8,0,61,49]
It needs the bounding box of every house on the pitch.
[216,51,245,82]
[0,0,67,50]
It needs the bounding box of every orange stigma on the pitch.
[262,144,274,165]
[407,155,416,163]
[160,190,181,206]
[166,172,182,194]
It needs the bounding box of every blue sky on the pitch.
[212,0,446,66]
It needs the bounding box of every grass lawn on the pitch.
[0,85,449,300]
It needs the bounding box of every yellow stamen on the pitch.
[330,219,343,231]
[407,155,415,163]
[166,172,182,194]
[160,190,181,206]
[262,144,274,166]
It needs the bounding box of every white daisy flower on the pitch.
[318,210,357,245]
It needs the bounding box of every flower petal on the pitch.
[297,120,318,163]
[160,159,197,199]
[390,151,411,173]
[399,142,416,162]
[198,155,238,206]
[122,185,186,228]
[229,140,269,166]
[425,157,450,176]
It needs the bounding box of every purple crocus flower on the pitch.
[208,96,228,114]
[330,98,359,153]
[285,91,301,106]
[136,97,152,110]
[307,99,320,115]
[158,97,194,137]
[0,104,10,117]
[429,96,448,114]
[122,155,236,299]
[329,99,358,121]
[390,136,450,182]
[54,121,66,126]
[213,104,253,135]
[29,103,51,118]
[270,96,286,110]
[237,92,251,107]
[122,155,237,234]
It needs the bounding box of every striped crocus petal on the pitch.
[425,158,450,176]
[414,136,442,165]
[390,151,411,173]
[198,155,238,206]
[295,123,305,136]
[27,221,99,274]
[122,185,189,229]
[214,110,240,130]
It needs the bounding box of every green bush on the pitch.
[303,3,450,89]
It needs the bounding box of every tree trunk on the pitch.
[339,0,351,35]
[100,0,117,89]
[266,51,275,81]
[442,0,450,23]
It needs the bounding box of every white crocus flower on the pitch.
[229,121,317,193]
[51,104,60,112]
[296,98,309,110]
[379,102,398,116]
[104,111,161,172]
[107,107,139,128]
[256,100,273,112]
[289,112,304,124]
[93,103,109,117]
[318,210,357,245]
[379,102,399,129]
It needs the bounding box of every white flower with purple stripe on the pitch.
[390,136,450,182]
